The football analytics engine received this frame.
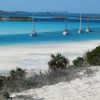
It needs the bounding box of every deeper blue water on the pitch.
[0,20,100,45]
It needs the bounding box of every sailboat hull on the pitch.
[30,31,37,37]
[86,27,93,32]
[78,29,84,33]
[63,30,69,35]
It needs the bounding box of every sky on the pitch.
[0,0,100,13]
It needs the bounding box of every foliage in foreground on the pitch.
[0,68,28,93]
[48,53,69,71]
[73,45,100,67]
[85,46,100,66]
[73,57,85,67]
[0,76,6,89]
[0,45,100,98]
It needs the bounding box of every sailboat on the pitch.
[85,16,93,32]
[78,14,84,33]
[30,16,37,37]
[62,17,69,35]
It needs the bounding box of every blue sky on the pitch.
[0,0,99,13]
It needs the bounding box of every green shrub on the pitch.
[2,91,10,99]
[48,53,69,71]
[4,68,27,92]
[10,68,26,80]
[85,46,100,66]
[73,57,85,67]
[0,76,6,89]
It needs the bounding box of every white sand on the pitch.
[0,40,100,71]
[2,40,100,100]
[10,66,100,100]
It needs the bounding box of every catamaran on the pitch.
[30,16,37,37]
[78,14,84,33]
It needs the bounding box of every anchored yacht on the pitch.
[63,28,69,35]
[30,30,37,37]
[85,16,93,32]
[30,16,37,37]
[62,17,69,35]
[78,14,84,33]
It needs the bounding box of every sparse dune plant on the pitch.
[48,53,69,71]
[73,57,85,67]
[85,45,100,66]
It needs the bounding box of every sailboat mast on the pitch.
[32,15,35,32]
[29,14,37,37]
[65,17,68,29]
[65,9,68,29]
[78,13,83,33]
[80,14,82,29]
[87,16,89,27]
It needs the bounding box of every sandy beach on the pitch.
[0,40,99,73]
[10,66,100,100]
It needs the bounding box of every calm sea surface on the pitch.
[0,20,100,45]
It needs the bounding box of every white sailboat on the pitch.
[85,16,93,32]
[78,14,84,33]
[30,16,37,37]
[63,28,69,35]
[62,17,69,35]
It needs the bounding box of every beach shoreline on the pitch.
[0,40,100,75]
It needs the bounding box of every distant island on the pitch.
[0,10,100,21]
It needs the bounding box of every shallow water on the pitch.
[0,20,100,45]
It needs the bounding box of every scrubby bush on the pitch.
[48,53,69,71]
[2,91,10,99]
[85,46,100,66]
[4,68,27,92]
[24,68,75,88]
[73,57,85,67]
[10,68,26,80]
[0,76,6,89]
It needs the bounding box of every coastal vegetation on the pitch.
[48,53,69,70]
[85,46,100,65]
[73,57,85,67]
[0,45,100,99]
[73,45,100,67]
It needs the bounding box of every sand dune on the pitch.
[10,66,100,100]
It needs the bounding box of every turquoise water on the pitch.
[0,20,100,45]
